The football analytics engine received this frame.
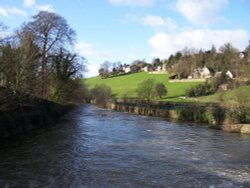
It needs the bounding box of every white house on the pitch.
[200,67,214,79]
[124,66,131,73]
[239,52,245,59]
[162,64,168,72]
[123,65,131,73]
[143,66,149,72]
[226,70,234,79]
[156,66,162,72]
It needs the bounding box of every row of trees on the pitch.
[0,11,87,104]
[98,60,146,79]
[164,43,250,79]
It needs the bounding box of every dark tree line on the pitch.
[0,11,86,104]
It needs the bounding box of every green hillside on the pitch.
[85,72,201,100]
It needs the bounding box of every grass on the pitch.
[197,85,250,103]
[84,72,201,101]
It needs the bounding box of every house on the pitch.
[162,64,168,72]
[226,70,234,79]
[142,64,153,72]
[191,67,203,79]
[156,66,162,72]
[130,64,140,73]
[123,65,131,73]
[200,67,214,79]
[239,52,246,59]
[190,67,214,79]
[215,72,222,78]
[143,66,148,72]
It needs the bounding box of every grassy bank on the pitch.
[85,72,201,101]
[197,85,250,103]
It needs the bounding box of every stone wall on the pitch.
[107,99,250,134]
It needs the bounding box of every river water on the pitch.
[0,104,250,188]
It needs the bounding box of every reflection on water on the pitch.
[0,104,250,187]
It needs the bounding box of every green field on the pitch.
[85,72,201,101]
[197,85,250,103]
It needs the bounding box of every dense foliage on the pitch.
[186,73,240,97]
[155,83,167,99]
[90,84,112,107]
[136,78,167,101]
[0,12,86,105]
[136,78,156,102]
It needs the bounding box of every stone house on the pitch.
[190,67,214,79]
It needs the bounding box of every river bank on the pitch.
[0,101,73,140]
[102,99,250,134]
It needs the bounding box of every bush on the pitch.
[90,84,112,107]
[186,73,234,97]
[155,82,167,99]
[136,78,156,102]
[186,82,216,97]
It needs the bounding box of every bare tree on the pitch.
[0,23,6,43]
[99,61,111,78]
[21,11,76,98]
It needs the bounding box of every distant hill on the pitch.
[84,72,201,101]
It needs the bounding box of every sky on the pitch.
[0,0,250,77]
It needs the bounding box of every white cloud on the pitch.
[24,0,36,7]
[0,7,8,17]
[23,0,54,13]
[109,0,154,6]
[143,15,165,26]
[76,42,114,60]
[76,42,114,77]
[0,6,27,17]
[149,29,249,58]
[38,4,54,12]
[143,15,177,30]
[120,14,141,24]
[85,64,100,78]
[0,31,5,39]
[176,0,228,25]
[120,14,177,31]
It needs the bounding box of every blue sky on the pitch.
[0,0,250,77]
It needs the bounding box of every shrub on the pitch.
[90,84,112,107]
[136,78,156,102]
[155,82,167,99]
[186,82,216,97]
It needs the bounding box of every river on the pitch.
[0,104,250,187]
